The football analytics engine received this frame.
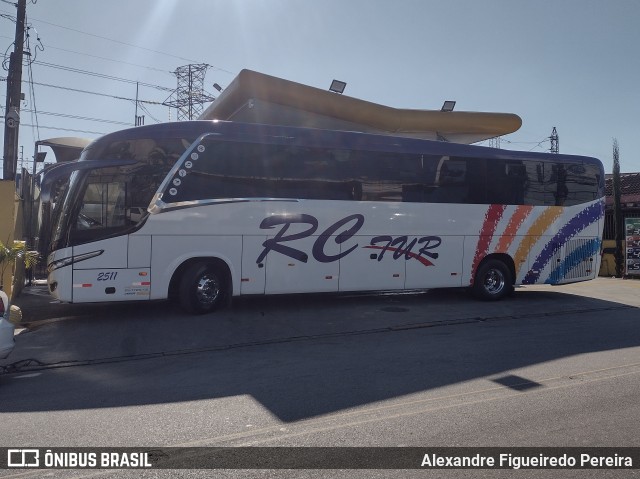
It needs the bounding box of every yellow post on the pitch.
[0,180,17,297]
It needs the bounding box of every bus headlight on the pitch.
[47,250,104,273]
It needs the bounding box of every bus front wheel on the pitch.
[178,262,228,314]
[472,259,513,301]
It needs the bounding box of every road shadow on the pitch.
[0,285,638,422]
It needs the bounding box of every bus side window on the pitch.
[430,159,469,204]
[502,161,528,205]
[464,158,487,204]
[352,152,394,202]
[563,163,600,205]
[544,162,568,206]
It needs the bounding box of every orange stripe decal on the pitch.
[495,205,534,253]
[513,206,564,276]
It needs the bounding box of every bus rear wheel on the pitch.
[178,262,228,314]
[472,259,513,301]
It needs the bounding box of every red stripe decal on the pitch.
[495,205,534,253]
[363,245,434,267]
[470,204,507,284]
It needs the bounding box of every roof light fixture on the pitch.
[329,79,347,94]
[441,100,456,112]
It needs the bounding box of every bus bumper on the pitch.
[0,320,15,359]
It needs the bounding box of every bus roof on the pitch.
[84,120,602,168]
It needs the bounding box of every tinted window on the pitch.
[350,152,423,202]
[67,165,148,246]
[162,136,602,207]
[167,140,359,203]
[546,162,601,206]
[485,159,548,205]
[419,157,482,204]
[56,137,191,249]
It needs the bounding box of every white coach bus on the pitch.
[44,121,604,314]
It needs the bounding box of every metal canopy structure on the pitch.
[36,137,92,163]
[199,69,522,144]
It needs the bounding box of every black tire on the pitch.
[178,262,228,314]
[472,259,513,301]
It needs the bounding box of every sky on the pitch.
[1,0,639,177]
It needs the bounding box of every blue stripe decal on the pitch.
[524,201,604,284]
[545,238,601,284]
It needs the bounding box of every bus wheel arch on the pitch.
[472,254,515,301]
[171,257,232,314]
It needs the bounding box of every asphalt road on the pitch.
[0,278,639,478]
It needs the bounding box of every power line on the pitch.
[0,8,195,61]
[0,8,234,74]
[1,9,232,74]
[526,140,549,152]
[26,41,39,140]
[0,116,106,135]
[19,107,131,126]
[133,101,161,124]
[30,41,174,75]
[32,59,174,92]
[31,16,201,63]
[1,76,165,104]
[2,32,202,79]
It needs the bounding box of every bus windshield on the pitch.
[49,135,193,251]
[50,164,150,251]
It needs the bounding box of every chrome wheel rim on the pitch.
[483,268,505,295]
[196,273,220,307]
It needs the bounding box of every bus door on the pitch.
[241,235,266,295]
[68,173,152,302]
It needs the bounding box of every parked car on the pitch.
[0,289,15,359]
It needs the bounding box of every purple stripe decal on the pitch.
[524,201,604,284]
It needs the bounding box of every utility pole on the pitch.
[134,82,144,126]
[550,127,559,154]
[134,82,139,125]
[2,0,27,181]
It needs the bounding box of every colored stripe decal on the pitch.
[470,204,507,284]
[524,202,604,284]
[495,205,534,253]
[546,238,601,284]
[513,206,564,276]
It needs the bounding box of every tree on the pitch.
[0,239,39,294]
[612,139,624,278]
